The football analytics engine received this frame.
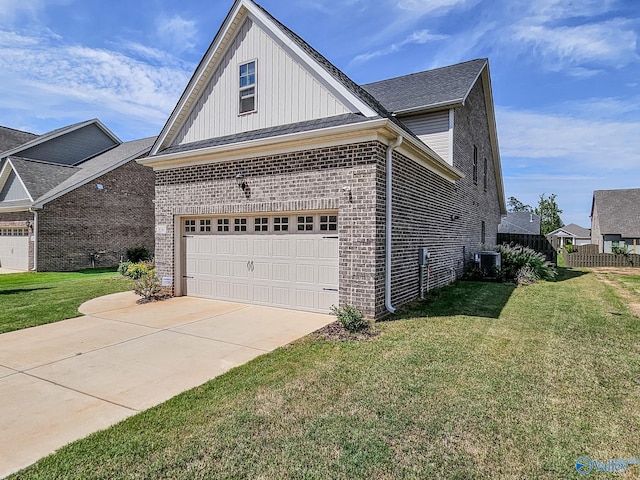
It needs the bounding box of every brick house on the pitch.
[140,0,506,319]
[0,119,156,271]
[591,188,640,254]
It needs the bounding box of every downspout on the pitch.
[29,208,38,271]
[385,135,403,314]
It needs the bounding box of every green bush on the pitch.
[134,272,161,300]
[497,244,556,283]
[564,244,575,254]
[124,262,154,280]
[127,246,151,263]
[612,245,630,255]
[515,265,539,285]
[330,304,369,333]
[117,261,132,276]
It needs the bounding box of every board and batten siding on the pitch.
[401,110,452,164]
[174,18,351,146]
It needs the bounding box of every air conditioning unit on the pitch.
[475,251,501,272]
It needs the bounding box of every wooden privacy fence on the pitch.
[497,233,557,263]
[564,252,640,268]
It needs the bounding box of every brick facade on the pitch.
[154,81,502,320]
[35,159,156,271]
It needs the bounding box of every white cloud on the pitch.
[0,28,191,137]
[497,107,640,170]
[396,0,472,15]
[512,19,638,71]
[352,29,447,64]
[155,14,197,54]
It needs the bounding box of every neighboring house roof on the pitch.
[362,59,487,114]
[0,119,121,166]
[0,136,155,212]
[0,126,38,153]
[591,188,640,238]
[547,223,591,238]
[498,212,541,235]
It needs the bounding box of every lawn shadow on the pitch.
[77,268,119,275]
[387,281,517,321]
[553,267,588,282]
[0,287,52,295]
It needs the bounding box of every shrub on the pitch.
[127,246,151,263]
[515,265,539,285]
[124,262,154,280]
[330,304,369,333]
[497,244,556,283]
[134,271,161,300]
[564,244,575,254]
[612,245,630,255]
[117,261,132,276]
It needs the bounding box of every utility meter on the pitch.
[418,247,430,266]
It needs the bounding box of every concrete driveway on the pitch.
[0,293,332,478]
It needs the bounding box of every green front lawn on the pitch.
[10,268,640,479]
[0,269,132,333]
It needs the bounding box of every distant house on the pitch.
[591,188,640,254]
[140,0,507,319]
[547,223,591,249]
[0,119,156,271]
[498,212,540,235]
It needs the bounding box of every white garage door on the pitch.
[0,227,29,271]
[183,214,339,313]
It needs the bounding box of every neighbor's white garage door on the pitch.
[0,227,29,271]
[183,214,339,314]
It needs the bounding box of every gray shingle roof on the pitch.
[9,157,79,200]
[0,137,155,209]
[361,59,487,114]
[498,212,541,235]
[593,188,640,238]
[34,137,155,204]
[161,114,375,155]
[0,126,38,153]
[559,223,591,238]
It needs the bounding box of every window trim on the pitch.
[238,59,257,115]
[473,145,478,185]
[483,157,488,192]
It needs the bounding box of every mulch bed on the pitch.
[312,321,379,342]
[136,294,172,305]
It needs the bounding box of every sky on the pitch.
[0,0,638,227]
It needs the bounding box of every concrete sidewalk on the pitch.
[0,293,332,478]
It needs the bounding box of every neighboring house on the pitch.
[498,212,541,235]
[0,126,38,152]
[0,119,156,271]
[547,223,591,249]
[591,188,640,254]
[140,0,506,319]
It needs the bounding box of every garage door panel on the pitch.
[318,265,338,285]
[184,231,338,314]
[296,264,315,284]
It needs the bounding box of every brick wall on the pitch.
[378,79,502,316]
[37,159,155,271]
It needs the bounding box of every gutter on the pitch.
[385,135,403,314]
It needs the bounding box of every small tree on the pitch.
[507,196,534,213]
[535,193,564,236]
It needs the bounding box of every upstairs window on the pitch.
[483,157,488,192]
[239,61,256,114]
[473,145,478,185]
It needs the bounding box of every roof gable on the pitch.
[362,59,487,115]
[592,188,640,238]
[0,119,121,166]
[0,169,30,202]
[152,0,383,155]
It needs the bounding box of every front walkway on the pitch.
[0,292,332,478]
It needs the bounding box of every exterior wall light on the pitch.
[235,173,246,190]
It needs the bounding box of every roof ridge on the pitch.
[362,58,487,87]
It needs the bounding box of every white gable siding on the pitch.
[402,110,452,164]
[174,19,351,146]
[0,171,29,201]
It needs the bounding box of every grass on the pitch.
[9,268,640,479]
[0,269,132,333]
